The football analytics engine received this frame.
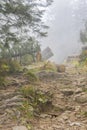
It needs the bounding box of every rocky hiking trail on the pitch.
[0,66,87,130]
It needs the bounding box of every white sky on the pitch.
[41,0,87,63]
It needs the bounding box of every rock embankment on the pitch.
[0,66,87,130]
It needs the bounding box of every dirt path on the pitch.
[33,68,87,130]
[0,67,87,130]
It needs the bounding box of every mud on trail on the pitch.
[0,66,87,130]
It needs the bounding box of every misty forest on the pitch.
[1,0,87,130]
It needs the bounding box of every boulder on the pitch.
[75,94,87,103]
[75,88,82,94]
[56,65,66,73]
[12,126,28,130]
[61,89,74,96]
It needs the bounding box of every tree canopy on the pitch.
[0,0,53,59]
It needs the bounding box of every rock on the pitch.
[12,126,28,130]
[56,65,66,73]
[61,89,74,96]
[62,115,68,120]
[4,96,23,104]
[75,94,87,103]
[80,126,87,130]
[75,88,82,94]
[40,114,51,118]
[65,105,75,111]
[75,106,81,112]
[69,121,82,126]
[59,111,70,121]
[52,124,62,129]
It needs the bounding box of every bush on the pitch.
[20,85,53,115]
[8,60,21,73]
[80,50,87,65]
[0,59,21,87]
[0,77,6,86]
[25,71,38,82]
[21,54,33,65]
[0,59,9,87]
[21,85,35,98]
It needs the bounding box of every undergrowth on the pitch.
[20,85,53,118]
[24,71,39,82]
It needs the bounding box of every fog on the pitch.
[41,0,87,63]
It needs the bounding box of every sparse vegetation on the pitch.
[83,88,87,93]
[8,60,21,73]
[21,54,33,65]
[0,59,21,87]
[19,100,34,119]
[25,71,39,82]
[0,59,9,87]
[84,112,87,117]
[20,85,53,118]
[42,61,57,72]
[81,111,87,117]
[1,0,87,129]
